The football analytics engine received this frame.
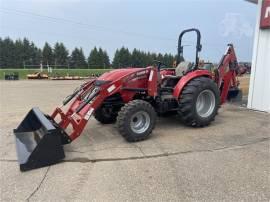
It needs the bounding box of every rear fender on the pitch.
[173,70,212,99]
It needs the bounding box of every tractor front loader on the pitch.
[14,28,241,171]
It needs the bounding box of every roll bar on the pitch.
[177,28,202,70]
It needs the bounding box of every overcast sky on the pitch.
[0,0,257,62]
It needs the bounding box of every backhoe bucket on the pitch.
[14,107,70,171]
[227,88,242,102]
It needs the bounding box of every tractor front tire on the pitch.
[117,100,156,142]
[178,77,220,127]
[94,107,117,124]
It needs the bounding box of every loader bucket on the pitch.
[14,107,71,171]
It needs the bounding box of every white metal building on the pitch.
[247,0,270,112]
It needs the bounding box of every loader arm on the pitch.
[51,80,112,141]
[51,67,156,142]
[216,44,239,104]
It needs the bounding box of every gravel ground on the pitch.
[0,80,269,202]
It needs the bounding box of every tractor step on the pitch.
[161,93,175,101]
[122,87,147,92]
[160,87,174,92]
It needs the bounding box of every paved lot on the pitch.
[0,80,269,202]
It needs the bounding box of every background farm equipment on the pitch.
[14,28,242,171]
[4,72,19,80]
[50,74,98,80]
[27,72,48,79]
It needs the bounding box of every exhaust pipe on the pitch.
[14,107,71,171]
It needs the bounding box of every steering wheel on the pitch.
[153,60,167,71]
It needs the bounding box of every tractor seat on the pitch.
[175,61,192,77]
[164,61,192,79]
[161,61,192,88]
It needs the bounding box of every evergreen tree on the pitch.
[0,37,42,68]
[88,47,110,68]
[70,47,87,68]
[99,48,110,68]
[13,39,24,68]
[112,47,131,68]
[156,53,163,62]
[29,42,42,65]
[131,49,144,67]
[0,36,181,69]
[0,37,16,68]
[163,53,174,67]
[104,51,110,67]
[34,48,42,65]
[21,39,42,67]
[87,47,99,68]
[0,38,4,67]
[145,51,154,66]
[22,38,31,66]
[42,42,54,66]
[112,49,120,68]
[54,42,69,68]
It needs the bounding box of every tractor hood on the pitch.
[98,68,146,82]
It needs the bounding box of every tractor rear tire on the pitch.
[94,106,117,124]
[178,77,220,127]
[117,100,156,142]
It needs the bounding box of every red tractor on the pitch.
[14,28,241,171]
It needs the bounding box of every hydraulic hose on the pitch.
[75,87,100,113]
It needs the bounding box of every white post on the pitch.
[40,62,43,72]
[248,0,270,112]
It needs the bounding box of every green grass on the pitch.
[0,68,112,79]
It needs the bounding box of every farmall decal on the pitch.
[260,0,270,29]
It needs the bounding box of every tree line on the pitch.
[0,37,179,69]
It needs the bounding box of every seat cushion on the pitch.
[175,61,192,77]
